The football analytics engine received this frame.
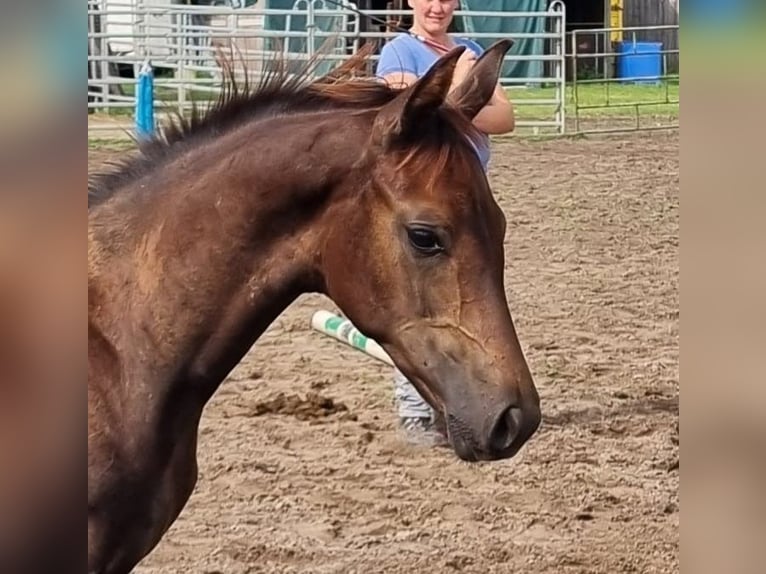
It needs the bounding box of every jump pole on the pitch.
[310,310,394,367]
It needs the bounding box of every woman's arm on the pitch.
[469,83,515,134]
[380,71,420,90]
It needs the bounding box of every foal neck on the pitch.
[89,110,371,395]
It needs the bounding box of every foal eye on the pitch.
[407,226,444,255]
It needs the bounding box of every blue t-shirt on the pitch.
[375,33,491,171]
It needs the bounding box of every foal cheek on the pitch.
[358,234,411,327]
[321,230,386,326]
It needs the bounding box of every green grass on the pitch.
[94,77,679,119]
[508,80,679,122]
[120,82,217,104]
[88,137,136,150]
[89,79,679,142]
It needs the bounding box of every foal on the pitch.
[88,41,540,573]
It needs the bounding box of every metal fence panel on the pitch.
[87,1,567,138]
[569,24,679,135]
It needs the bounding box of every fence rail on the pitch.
[88,0,566,137]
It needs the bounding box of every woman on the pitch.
[375,0,516,446]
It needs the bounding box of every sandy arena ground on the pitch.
[89,129,679,573]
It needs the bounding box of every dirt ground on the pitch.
[89,129,679,574]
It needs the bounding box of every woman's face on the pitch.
[408,0,459,35]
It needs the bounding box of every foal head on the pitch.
[321,41,540,461]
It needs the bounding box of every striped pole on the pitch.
[135,60,155,140]
[310,310,394,367]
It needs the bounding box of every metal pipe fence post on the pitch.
[571,29,579,134]
[87,5,99,110]
[307,0,316,60]
[551,0,566,134]
[100,24,109,111]
[178,11,188,113]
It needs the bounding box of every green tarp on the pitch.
[263,0,549,80]
[457,0,548,80]
[263,0,353,75]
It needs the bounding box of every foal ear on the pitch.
[447,39,514,120]
[372,45,465,147]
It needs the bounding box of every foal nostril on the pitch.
[488,406,523,453]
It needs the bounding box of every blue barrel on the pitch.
[616,41,663,84]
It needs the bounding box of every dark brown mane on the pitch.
[88,48,480,210]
